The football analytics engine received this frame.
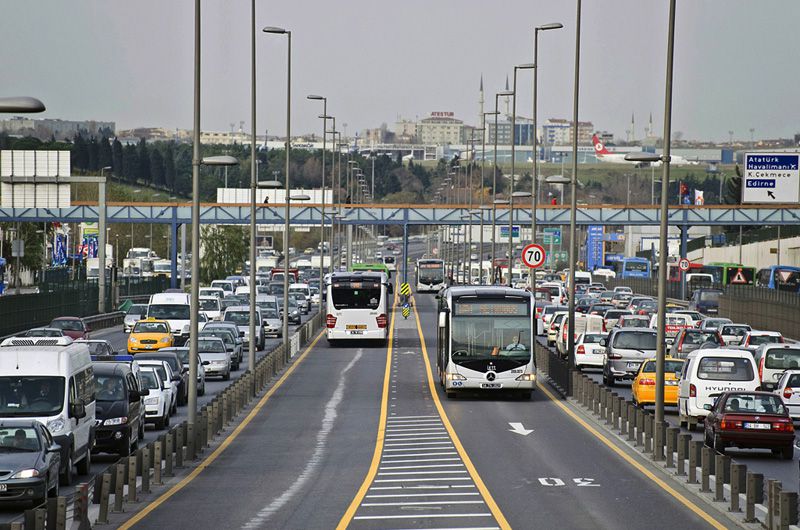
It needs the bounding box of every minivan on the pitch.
[677,348,759,430]
[752,344,800,391]
[0,337,95,486]
[92,361,147,457]
[601,328,658,386]
[147,292,191,345]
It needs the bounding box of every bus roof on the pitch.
[445,286,531,300]
[330,271,387,283]
[351,263,390,273]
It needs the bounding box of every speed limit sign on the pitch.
[678,258,690,272]
[521,243,547,269]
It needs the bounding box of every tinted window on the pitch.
[199,299,220,311]
[641,360,684,373]
[697,357,754,381]
[765,348,800,370]
[332,285,381,310]
[0,427,40,451]
[724,394,784,414]
[96,375,125,401]
[612,331,657,350]
[224,312,249,325]
[698,290,722,302]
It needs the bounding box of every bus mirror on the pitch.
[387,283,393,294]
[438,312,446,328]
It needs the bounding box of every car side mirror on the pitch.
[139,388,150,397]
[599,339,607,347]
[70,401,86,419]
[171,375,181,382]
[47,443,61,454]
[202,360,210,366]
[703,404,713,411]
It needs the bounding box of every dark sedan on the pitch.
[703,391,795,459]
[0,421,61,506]
[133,351,189,406]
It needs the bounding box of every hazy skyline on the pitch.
[2,1,798,143]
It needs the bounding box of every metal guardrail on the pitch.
[11,311,325,529]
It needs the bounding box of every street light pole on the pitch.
[567,0,582,379]
[248,0,258,374]
[509,64,534,285]
[492,93,512,282]
[308,96,329,294]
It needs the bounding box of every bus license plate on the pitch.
[744,422,771,430]
[480,383,502,389]
[346,325,367,330]
[349,330,364,335]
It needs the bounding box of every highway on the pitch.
[118,251,727,530]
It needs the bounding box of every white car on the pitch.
[547,312,568,347]
[776,369,800,420]
[575,333,607,370]
[719,324,751,346]
[140,368,171,430]
[198,296,222,321]
[135,360,178,414]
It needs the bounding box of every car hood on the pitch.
[61,330,84,339]
[0,449,43,474]
[199,352,227,362]
[96,399,129,420]
[263,319,281,327]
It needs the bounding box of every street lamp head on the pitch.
[537,22,564,31]
[511,191,532,198]
[516,63,536,70]
[493,199,510,205]
[0,96,46,113]
[257,180,282,188]
[290,194,311,201]
[307,94,325,101]
[546,175,570,184]
[624,152,662,163]
[497,90,514,97]
[263,26,288,34]
[101,166,112,171]
[202,155,239,167]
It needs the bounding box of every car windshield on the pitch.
[750,334,782,346]
[127,305,147,316]
[198,339,225,353]
[25,329,61,337]
[583,333,605,344]
[199,299,220,311]
[224,312,249,325]
[0,427,40,452]
[641,360,684,373]
[0,377,66,417]
[133,322,169,334]
[95,375,125,401]
[140,371,160,390]
[613,331,657,350]
[200,331,234,347]
[259,307,278,319]
[765,348,800,370]
[724,394,784,415]
[699,290,722,302]
[148,304,190,320]
[697,357,754,381]
[50,319,83,331]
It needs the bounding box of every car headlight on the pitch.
[144,396,159,405]
[11,469,39,479]
[447,373,467,381]
[47,418,66,435]
[103,416,128,426]
[515,373,535,381]
[182,324,190,334]
[129,337,138,343]
[160,337,171,343]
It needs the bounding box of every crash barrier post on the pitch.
[780,491,798,529]
[74,483,90,529]
[714,453,730,502]
[688,440,702,484]
[700,446,714,493]
[46,496,66,530]
[176,426,185,467]
[127,456,137,503]
[677,434,690,476]
[665,427,678,468]
[164,432,174,477]
[97,473,111,524]
[745,472,764,523]
[113,462,125,512]
[643,414,653,454]
[141,446,151,494]
[767,480,781,530]
[653,421,665,461]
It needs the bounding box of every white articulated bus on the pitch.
[326,272,390,345]
[416,259,446,293]
[436,286,535,399]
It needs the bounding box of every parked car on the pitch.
[574,333,607,371]
[139,368,171,430]
[689,288,724,315]
[133,351,189,406]
[703,391,794,459]
[719,324,752,346]
[159,347,206,397]
[601,328,658,386]
[92,362,147,457]
[48,317,90,341]
[123,304,148,333]
[678,348,760,431]
[669,329,724,358]
[752,343,800,391]
[631,358,685,408]
[0,421,61,506]
[197,337,231,380]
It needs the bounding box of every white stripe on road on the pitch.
[369,485,475,491]
[380,457,461,463]
[241,349,363,529]
[375,478,473,483]
[354,513,493,520]
[379,464,465,470]
[378,470,468,476]
[366,493,480,498]
[361,500,485,507]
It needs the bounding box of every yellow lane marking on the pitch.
[336,276,399,529]
[537,383,726,530]
[119,330,325,530]
[411,295,512,530]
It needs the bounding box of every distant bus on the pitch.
[756,265,800,291]
[667,261,702,282]
[701,262,755,285]
[326,272,389,345]
[350,262,391,280]
[615,257,651,279]
[416,259,446,293]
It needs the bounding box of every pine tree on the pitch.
[123,144,138,182]
[111,138,123,176]
[150,149,165,186]
[164,143,176,192]
[98,136,113,170]
[87,137,99,171]
[72,134,89,170]
[137,138,151,183]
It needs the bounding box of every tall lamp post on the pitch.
[508,64,534,284]
[264,25,292,358]
[308,96,329,291]
[491,93,513,281]
[532,23,563,246]
[566,0,583,383]
[624,0,678,425]
[247,0,259,374]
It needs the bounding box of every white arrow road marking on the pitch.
[508,422,533,436]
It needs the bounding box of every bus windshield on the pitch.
[418,262,444,285]
[451,300,531,363]
[332,283,382,310]
[624,260,649,272]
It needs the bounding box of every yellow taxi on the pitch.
[127,318,173,354]
[631,357,685,408]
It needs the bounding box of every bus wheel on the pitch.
[518,391,532,400]
[446,391,456,399]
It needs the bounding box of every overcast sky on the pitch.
[3,1,798,143]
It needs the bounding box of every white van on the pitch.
[557,313,604,356]
[210,280,235,295]
[0,336,96,485]
[678,348,760,430]
[289,283,312,303]
[198,296,222,321]
[148,293,192,345]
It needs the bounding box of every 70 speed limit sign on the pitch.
[521,243,547,269]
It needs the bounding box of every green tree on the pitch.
[137,138,151,183]
[200,225,248,283]
[98,136,113,171]
[122,144,138,182]
[111,138,123,177]
[724,165,743,204]
[72,134,88,170]
[164,143,176,192]
[150,149,165,187]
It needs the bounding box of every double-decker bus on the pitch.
[700,262,755,285]
[615,257,651,279]
[325,272,390,345]
[436,286,535,399]
[416,259,446,293]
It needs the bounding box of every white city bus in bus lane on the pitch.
[325,272,391,346]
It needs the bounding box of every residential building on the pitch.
[415,112,463,146]
[541,118,594,145]
[0,117,115,141]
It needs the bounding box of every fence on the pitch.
[9,311,325,529]
[721,285,800,340]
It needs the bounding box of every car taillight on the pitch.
[326,314,337,328]
[772,420,794,432]
[784,387,794,399]
[638,310,646,315]
[759,356,765,382]
[608,353,622,360]
[576,345,585,355]
[689,383,696,397]
[720,417,743,430]
[376,314,388,328]
[639,378,655,386]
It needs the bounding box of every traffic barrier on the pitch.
[745,472,764,523]
[74,483,90,529]
[45,496,66,530]
[154,440,163,485]
[643,414,653,453]
[113,462,125,513]
[176,425,186,467]
[665,427,678,468]
[24,507,44,530]
[700,446,714,492]
[714,453,729,502]
[97,472,111,524]
[164,432,174,477]
[767,480,781,530]
[653,420,665,461]
[127,456,137,503]
[780,491,798,528]
[688,440,702,484]
[141,446,151,494]
[729,463,746,513]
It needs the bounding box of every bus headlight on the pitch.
[447,373,466,381]
[515,373,534,381]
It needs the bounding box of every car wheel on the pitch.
[223,371,231,381]
[154,417,165,430]
[48,474,59,499]
[164,411,171,428]
[76,447,91,475]
[59,454,73,487]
